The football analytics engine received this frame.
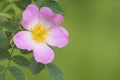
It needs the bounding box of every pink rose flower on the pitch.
[13,4,68,64]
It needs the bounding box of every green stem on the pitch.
[4,43,15,74]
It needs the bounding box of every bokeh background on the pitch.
[56,0,120,80]
[1,0,120,80]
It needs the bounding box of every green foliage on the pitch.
[47,64,64,80]
[20,50,32,55]
[42,1,64,14]
[30,57,45,74]
[8,66,25,80]
[0,47,10,60]
[0,21,17,32]
[0,30,9,49]
[0,73,7,80]
[14,0,31,10]
[35,0,44,8]
[0,13,11,21]
[35,0,64,14]
[12,55,30,68]
[0,1,9,12]
[0,65,5,72]
[5,31,12,40]
[0,0,30,16]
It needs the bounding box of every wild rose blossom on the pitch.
[13,4,68,64]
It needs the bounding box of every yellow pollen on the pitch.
[30,23,49,42]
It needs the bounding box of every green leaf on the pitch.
[42,1,64,14]
[14,0,31,10]
[5,31,12,41]
[30,57,45,74]
[0,13,11,22]
[8,66,25,80]
[47,63,64,80]
[6,8,15,15]
[20,50,32,55]
[35,0,44,8]
[0,73,7,80]
[0,47,10,60]
[0,1,9,12]
[0,21,17,32]
[0,30,10,49]
[0,65,5,72]
[20,0,31,4]
[12,55,30,68]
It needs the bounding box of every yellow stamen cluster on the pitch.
[30,23,49,42]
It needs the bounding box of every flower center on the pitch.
[30,23,49,42]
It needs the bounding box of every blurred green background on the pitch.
[57,0,120,80]
[1,0,120,80]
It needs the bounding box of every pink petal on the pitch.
[39,7,55,18]
[39,7,64,28]
[38,7,55,28]
[53,14,64,25]
[47,27,69,48]
[13,31,35,51]
[21,4,39,30]
[33,43,54,64]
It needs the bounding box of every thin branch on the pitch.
[4,42,15,74]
